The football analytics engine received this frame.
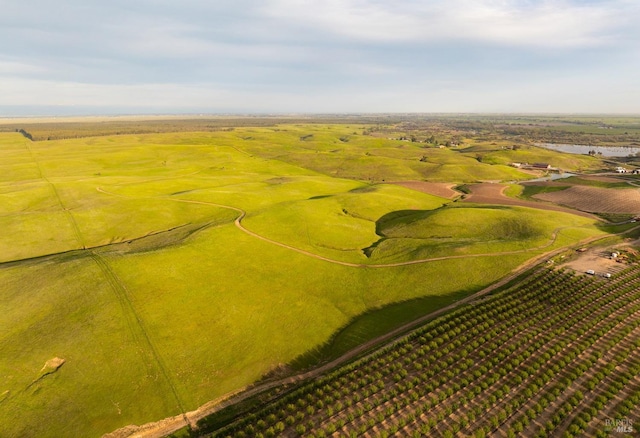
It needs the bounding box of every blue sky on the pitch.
[0,0,638,115]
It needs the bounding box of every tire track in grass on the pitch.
[24,140,86,249]
[46,178,86,249]
[90,252,190,429]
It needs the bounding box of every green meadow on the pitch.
[0,125,607,437]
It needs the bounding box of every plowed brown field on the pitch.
[461,183,599,219]
[534,185,640,213]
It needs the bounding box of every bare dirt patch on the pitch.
[391,181,459,199]
[534,185,640,214]
[28,357,66,388]
[462,183,512,203]
[461,183,599,219]
[41,357,65,373]
[560,248,625,277]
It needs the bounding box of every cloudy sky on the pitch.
[1,0,639,115]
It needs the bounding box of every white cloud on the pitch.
[3,69,638,114]
[263,0,633,48]
[0,1,638,114]
[0,78,222,108]
[0,59,46,75]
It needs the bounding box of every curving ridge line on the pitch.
[97,187,577,268]
[166,198,366,268]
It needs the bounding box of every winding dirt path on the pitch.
[96,187,588,269]
[168,198,572,267]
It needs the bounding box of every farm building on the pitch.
[532,163,551,169]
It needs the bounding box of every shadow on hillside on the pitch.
[288,288,473,372]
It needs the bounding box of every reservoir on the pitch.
[536,143,640,157]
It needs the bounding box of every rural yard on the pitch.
[561,247,626,277]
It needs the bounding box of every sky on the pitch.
[0,0,639,115]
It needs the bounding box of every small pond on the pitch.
[527,172,577,183]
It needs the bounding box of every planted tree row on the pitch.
[204,264,640,438]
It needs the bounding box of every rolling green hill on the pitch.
[0,126,607,437]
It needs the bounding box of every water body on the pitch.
[527,172,577,183]
[536,143,640,157]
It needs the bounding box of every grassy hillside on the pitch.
[477,144,600,171]
[367,205,598,263]
[213,125,552,183]
[0,127,607,437]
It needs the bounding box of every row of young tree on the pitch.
[205,265,640,438]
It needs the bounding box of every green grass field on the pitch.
[0,125,609,437]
